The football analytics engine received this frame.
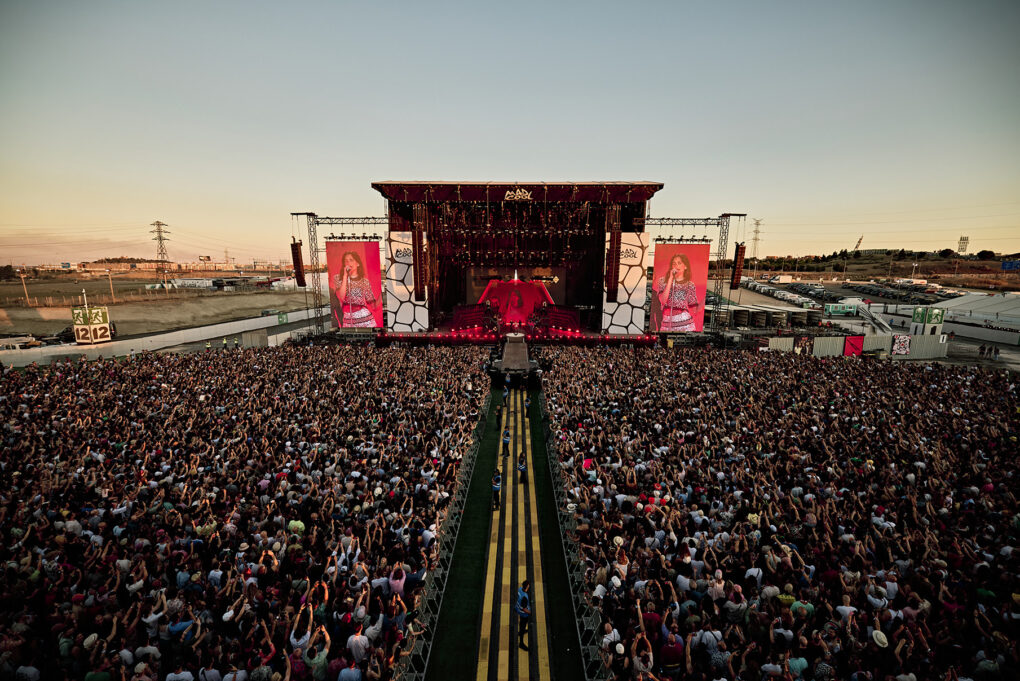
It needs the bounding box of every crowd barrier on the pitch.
[394,393,490,681]
[539,398,612,681]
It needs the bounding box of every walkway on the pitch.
[476,388,550,681]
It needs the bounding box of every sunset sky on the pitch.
[1,0,1018,265]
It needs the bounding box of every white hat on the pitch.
[613,536,624,547]
[615,643,625,655]
[83,633,98,649]
[611,576,622,588]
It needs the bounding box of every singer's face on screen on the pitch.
[671,255,686,278]
[344,253,360,277]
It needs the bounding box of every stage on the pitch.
[376,329,657,347]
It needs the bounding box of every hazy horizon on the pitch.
[2,1,1018,265]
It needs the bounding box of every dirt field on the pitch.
[0,289,315,336]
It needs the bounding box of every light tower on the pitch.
[150,221,171,294]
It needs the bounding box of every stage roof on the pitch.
[371,181,664,203]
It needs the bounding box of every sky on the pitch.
[1,0,1019,265]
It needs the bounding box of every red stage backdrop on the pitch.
[477,278,554,328]
[650,243,710,332]
[326,241,384,328]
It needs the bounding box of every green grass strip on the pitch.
[426,389,502,681]
[529,388,585,681]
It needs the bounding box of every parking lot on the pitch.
[741,277,969,309]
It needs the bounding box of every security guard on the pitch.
[222,337,228,350]
[233,337,239,349]
[204,340,211,352]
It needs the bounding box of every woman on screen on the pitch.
[334,251,379,327]
[655,253,699,332]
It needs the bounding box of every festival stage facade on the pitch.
[293,182,743,340]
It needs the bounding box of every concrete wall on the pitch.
[0,307,329,367]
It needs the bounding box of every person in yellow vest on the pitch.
[233,337,239,349]
[205,340,211,352]
[222,337,228,350]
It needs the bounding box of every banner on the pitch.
[385,232,429,332]
[844,335,864,356]
[326,241,384,328]
[892,335,911,355]
[602,232,650,334]
[650,243,710,332]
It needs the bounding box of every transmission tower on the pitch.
[750,219,762,279]
[150,221,171,292]
[957,236,969,255]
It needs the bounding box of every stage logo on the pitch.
[503,188,532,201]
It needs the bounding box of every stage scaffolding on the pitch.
[639,214,747,332]
[291,214,388,335]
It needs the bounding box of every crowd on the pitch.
[543,347,1018,681]
[0,345,486,681]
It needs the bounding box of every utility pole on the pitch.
[750,219,762,279]
[106,269,116,303]
[17,269,29,305]
[151,221,171,297]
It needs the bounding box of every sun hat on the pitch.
[84,633,98,649]
[872,630,889,648]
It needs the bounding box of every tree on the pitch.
[976,250,996,260]
[0,265,16,281]
[938,248,955,258]
[852,250,862,259]
[897,249,907,259]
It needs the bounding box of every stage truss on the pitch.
[292,214,388,335]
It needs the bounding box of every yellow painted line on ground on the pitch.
[496,392,517,679]
[524,398,550,679]
[516,390,530,681]
[476,397,512,681]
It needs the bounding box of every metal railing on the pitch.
[539,398,612,681]
[395,392,490,681]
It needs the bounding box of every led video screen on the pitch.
[326,241,384,328]
[650,243,710,332]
